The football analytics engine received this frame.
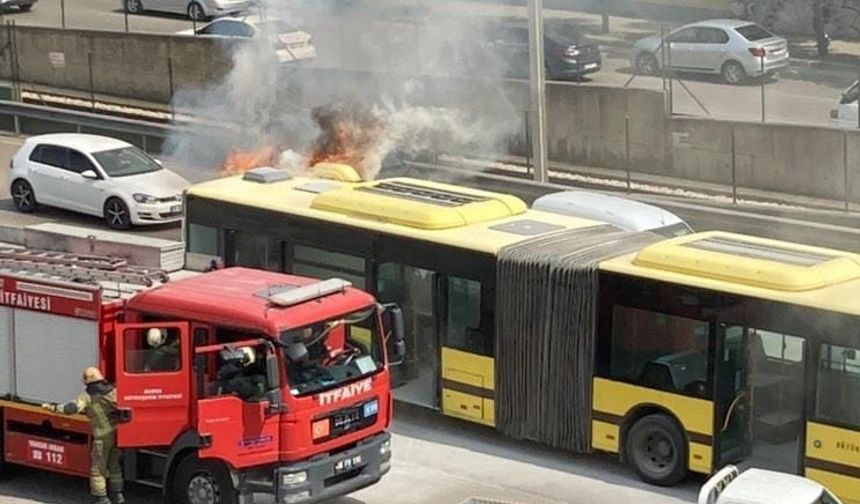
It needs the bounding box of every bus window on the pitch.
[445,277,489,356]
[232,231,280,271]
[755,330,805,363]
[188,223,218,256]
[817,343,860,426]
[292,244,366,289]
[609,306,710,397]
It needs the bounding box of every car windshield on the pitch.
[655,222,694,238]
[815,490,843,504]
[281,306,383,396]
[842,80,859,104]
[545,22,585,45]
[92,146,162,177]
[736,24,774,41]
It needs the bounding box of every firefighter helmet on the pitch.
[82,366,104,384]
[146,328,167,348]
[239,346,256,367]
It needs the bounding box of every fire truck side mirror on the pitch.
[382,304,406,366]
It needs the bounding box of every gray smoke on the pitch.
[165,0,525,178]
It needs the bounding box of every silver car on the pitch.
[123,0,251,21]
[631,19,789,84]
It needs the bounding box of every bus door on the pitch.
[376,262,440,409]
[805,341,860,503]
[715,324,751,467]
[716,324,809,474]
[439,276,494,426]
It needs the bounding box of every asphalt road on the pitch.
[4,133,860,253]
[4,0,857,127]
[0,405,698,504]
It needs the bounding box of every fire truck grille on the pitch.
[313,398,378,444]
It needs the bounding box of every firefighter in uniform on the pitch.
[42,367,125,504]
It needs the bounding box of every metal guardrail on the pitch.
[0,100,233,154]
[0,99,171,153]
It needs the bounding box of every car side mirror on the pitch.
[81,170,99,180]
[382,304,406,366]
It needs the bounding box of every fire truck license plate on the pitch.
[27,439,67,468]
[335,454,362,474]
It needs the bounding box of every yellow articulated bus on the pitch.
[184,165,860,502]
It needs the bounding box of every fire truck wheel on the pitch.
[625,413,688,487]
[173,454,238,504]
[103,197,132,230]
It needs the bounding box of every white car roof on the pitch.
[687,18,756,29]
[720,469,824,504]
[27,133,131,153]
[532,190,685,232]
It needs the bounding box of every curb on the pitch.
[789,57,858,74]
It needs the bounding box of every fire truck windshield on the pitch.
[281,307,383,396]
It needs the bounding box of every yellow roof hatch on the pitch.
[632,231,860,291]
[310,177,528,230]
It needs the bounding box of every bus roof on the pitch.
[127,267,376,335]
[601,231,860,316]
[187,174,608,254]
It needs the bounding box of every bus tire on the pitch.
[172,454,238,504]
[625,413,687,486]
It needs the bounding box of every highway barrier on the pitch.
[3,21,860,210]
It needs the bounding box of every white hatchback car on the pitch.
[10,134,190,230]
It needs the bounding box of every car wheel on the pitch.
[172,454,238,504]
[124,0,143,13]
[721,61,746,85]
[11,179,38,213]
[625,413,688,486]
[104,197,132,230]
[187,1,207,21]
[18,3,32,11]
[635,53,659,76]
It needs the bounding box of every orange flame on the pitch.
[218,103,387,181]
[308,104,386,181]
[219,145,282,177]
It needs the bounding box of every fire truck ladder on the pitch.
[0,247,169,287]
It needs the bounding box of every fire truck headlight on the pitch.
[282,471,308,487]
[283,490,311,503]
[380,439,391,456]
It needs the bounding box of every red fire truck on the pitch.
[0,249,404,504]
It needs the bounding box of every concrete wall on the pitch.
[665,118,860,203]
[2,26,234,103]
[546,84,666,175]
[8,26,860,205]
[543,84,860,205]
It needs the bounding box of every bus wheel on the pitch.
[626,413,687,486]
[172,454,238,504]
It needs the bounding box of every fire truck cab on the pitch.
[0,258,404,504]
